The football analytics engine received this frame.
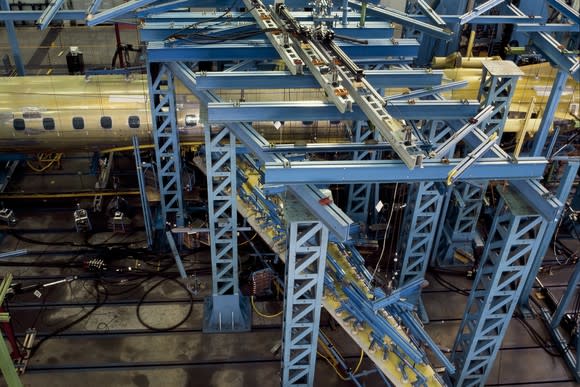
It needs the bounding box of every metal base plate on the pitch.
[203,294,252,333]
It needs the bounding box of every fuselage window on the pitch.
[72,117,85,130]
[128,116,140,129]
[101,116,112,129]
[184,114,197,127]
[43,117,55,130]
[13,118,25,131]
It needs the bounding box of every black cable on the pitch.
[165,0,242,40]
[136,277,193,332]
[28,280,108,358]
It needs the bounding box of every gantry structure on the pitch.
[1,0,579,386]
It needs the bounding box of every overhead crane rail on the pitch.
[246,0,426,169]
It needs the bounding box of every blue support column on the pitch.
[435,61,523,266]
[434,181,485,267]
[477,61,523,138]
[540,260,580,381]
[147,64,184,228]
[132,136,154,247]
[451,186,549,386]
[203,126,251,333]
[530,69,569,156]
[519,161,580,312]
[396,181,444,322]
[0,0,25,75]
[282,220,328,386]
[346,121,375,225]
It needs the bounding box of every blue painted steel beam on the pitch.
[192,70,444,89]
[263,158,547,184]
[206,100,480,122]
[87,0,104,15]
[415,0,446,26]
[0,10,85,21]
[168,61,355,241]
[147,38,420,62]
[552,261,580,328]
[514,23,580,32]
[36,0,65,31]
[511,179,562,222]
[385,80,468,101]
[530,32,580,81]
[144,10,382,24]
[546,0,580,25]
[136,0,193,17]
[460,0,505,25]
[348,0,453,40]
[140,22,395,41]
[86,0,158,26]
[412,13,546,24]
[519,161,579,311]
[531,69,570,156]
[0,0,24,75]
[0,10,543,24]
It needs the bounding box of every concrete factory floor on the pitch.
[0,204,578,387]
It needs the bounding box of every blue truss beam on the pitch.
[36,0,65,31]
[451,185,548,386]
[206,100,480,122]
[346,121,375,224]
[148,64,184,228]
[168,61,355,241]
[192,69,444,89]
[547,0,580,24]
[519,161,579,312]
[263,158,547,184]
[349,0,453,40]
[282,220,328,386]
[396,181,444,321]
[147,39,420,62]
[86,0,158,26]
[460,0,505,25]
[203,126,251,333]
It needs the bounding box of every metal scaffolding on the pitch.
[148,64,184,229]
[282,220,328,386]
[451,185,549,386]
[203,126,251,332]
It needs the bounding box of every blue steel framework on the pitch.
[434,61,523,267]
[0,1,578,387]
[519,161,580,312]
[396,181,444,321]
[148,64,184,229]
[132,136,154,247]
[451,185,549,386]
[203,126,250,332]
[346,121,376,225]
[282,220,328,386]
[541,260,580,382]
